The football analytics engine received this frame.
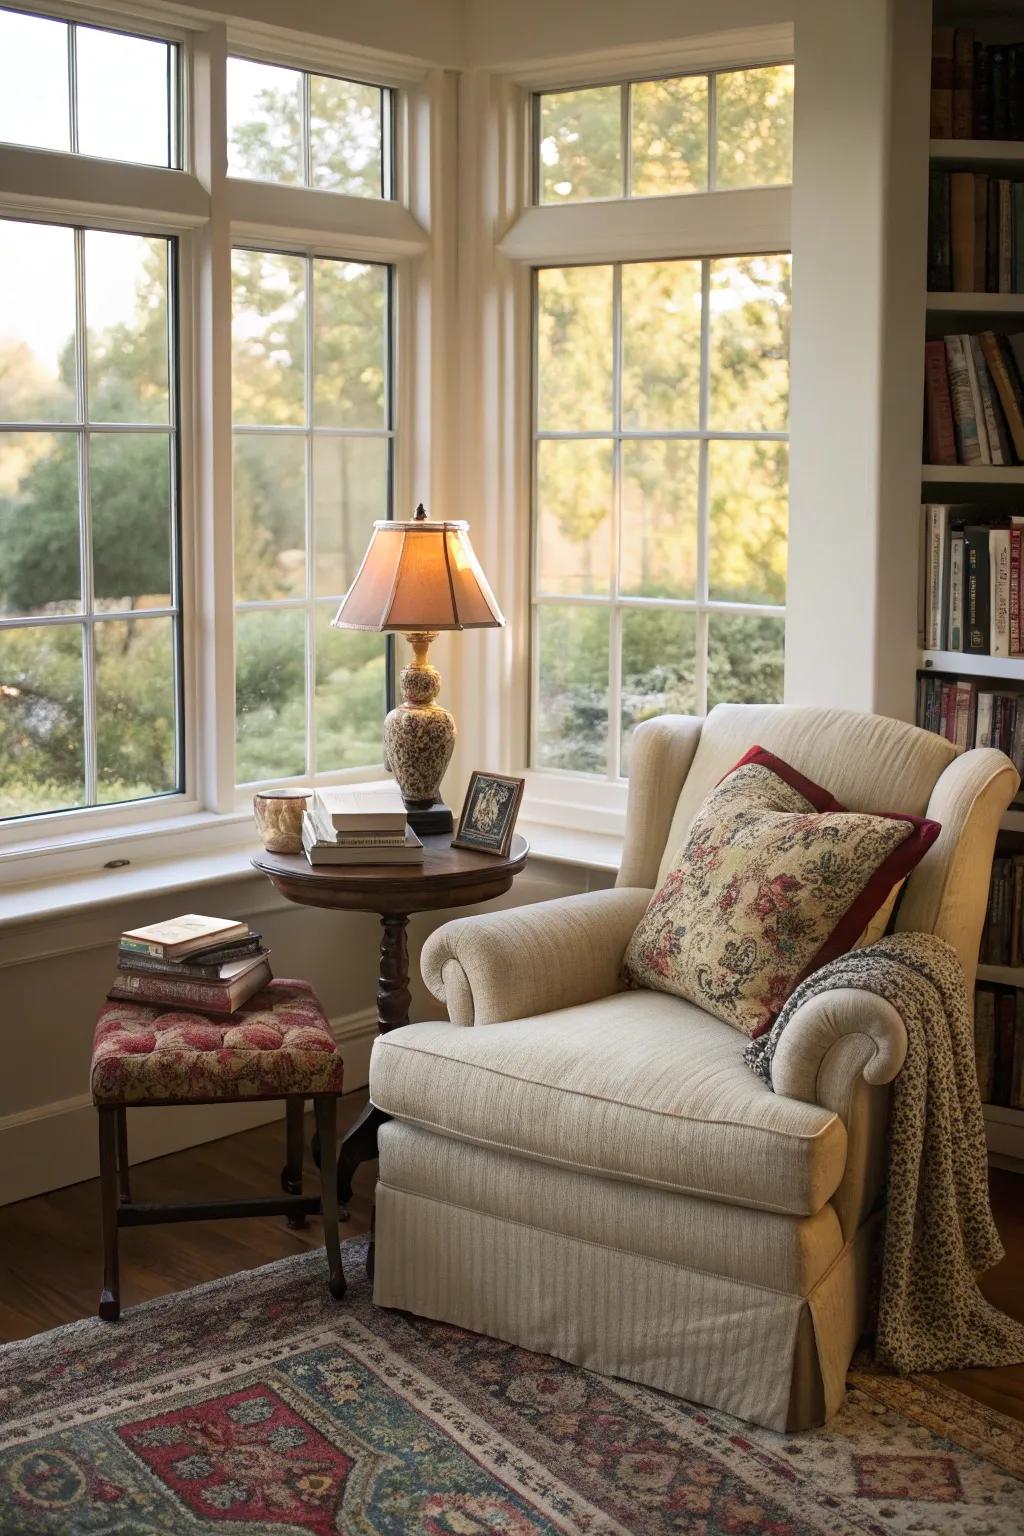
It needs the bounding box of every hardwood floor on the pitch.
[0,1091,375,1343]
[0,1099,1021,1425]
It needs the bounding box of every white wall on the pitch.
[0,854,610,1205]
[786,0,930,720]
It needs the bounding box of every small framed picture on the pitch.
[452,771,525,857]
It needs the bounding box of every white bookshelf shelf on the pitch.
[921,464,1024,484]
[926,292,1024,314]
[977,963,1024,985]
[983,1102,1024,1167]
[918,649,1024,679]
[930,138,1024,165]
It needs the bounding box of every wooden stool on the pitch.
[90,977,346,1321]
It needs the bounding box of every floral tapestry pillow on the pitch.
[622,746,941,1039]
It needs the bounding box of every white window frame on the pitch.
[0,1,442,878]
[444,26,793,838]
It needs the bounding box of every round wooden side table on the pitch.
[252,832,529,1211]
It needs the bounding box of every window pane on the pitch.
[234,434,305,601]
[536,439,612,596]
[95,616,176,802]
[0,220,77,422]
[708,439,787,606]
[0,10,69,153]
[236,607,306,782]
[707,612,785,708]
[715,65,794,189]
[0,432,80,616]
[90,433,172,610]
[310,76,384,197]
[313,436,388,598]
[709,254,790,432]
[630,76,708,197]
[76,26,174,168]
[86,231,170,425]
[621,260,702,430]
[538,86,622,203]
[620,440,699,598]
[0,623,84,815]
[227,58,303,185]
[231,250,306,426]
[536,265,613,431]
[621,608,697,774]
[315,610,386,770]
[312,259,388,428]
[535,604,608,772]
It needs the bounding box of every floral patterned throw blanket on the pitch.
[745,931,1024,1375]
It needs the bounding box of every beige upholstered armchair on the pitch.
[369,705,1018,1431]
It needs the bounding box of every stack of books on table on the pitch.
[302,786,424,867]
[108,915,271,1016]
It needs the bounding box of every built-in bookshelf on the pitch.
[923,9,1024,1166]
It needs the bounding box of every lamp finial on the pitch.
[414,502,428,520]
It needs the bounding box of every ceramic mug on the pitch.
[253,788,310,854]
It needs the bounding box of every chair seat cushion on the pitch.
[91,978,344,1105]
[369,991,847,1217]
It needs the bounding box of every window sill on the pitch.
[0,816,622,934]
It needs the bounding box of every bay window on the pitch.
[529,62,793,780]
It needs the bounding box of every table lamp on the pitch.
[331,505,505,834]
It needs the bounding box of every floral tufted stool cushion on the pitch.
[91,978,345,1105]
[89,977,346,1322]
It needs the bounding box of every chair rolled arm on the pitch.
[421,886,654,1026]
[770,987,908,1113]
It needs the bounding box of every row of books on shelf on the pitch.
[924,332,1024,466]
[927,171,1024,293]
[301,785,423,867]
[108,914,272,1015]
[920,504,1024,655]
[981,855,1024,966]
[931,28,1024,141]
[916,675,1024,764]
[974,985,1024,1110]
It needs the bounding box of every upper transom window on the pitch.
[227,57,392,199]
[0,6,179,169]
[536,64,793,204]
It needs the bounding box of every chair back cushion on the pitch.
[655,704,956,889]
[625,746,940,1038]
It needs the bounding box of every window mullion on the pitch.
[74,226,98,807]
[620,83,631,199]
[304,256,316,780]
[67,22,79,155]
[609,259,623,781]
[302,69,313,188]
[695,257,711,715]
[707,71,717,191]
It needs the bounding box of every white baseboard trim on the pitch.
[0,1007,378,1208]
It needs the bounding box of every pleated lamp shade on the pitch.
[331,511,505,633]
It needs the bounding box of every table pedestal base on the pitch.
[336,913,410,1215]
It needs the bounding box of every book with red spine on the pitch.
[1010,527,1022,656]
[107,958,272,1018]
[931,27,955,138]
[924,341,957,465]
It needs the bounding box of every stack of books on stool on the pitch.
[302,786,424,866]
[107,915,272,1016]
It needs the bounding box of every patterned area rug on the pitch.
[1,1239,1021,1535]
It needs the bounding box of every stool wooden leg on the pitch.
[97,1108,120,1322]
[282,1096,307,1229]
[116,1106,131,1204]
[314,1096,345,1300]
